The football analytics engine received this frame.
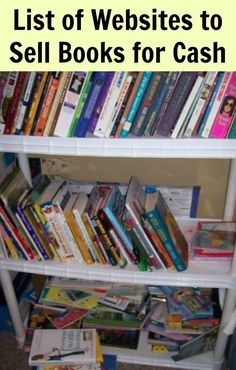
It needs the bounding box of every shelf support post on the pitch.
[17,152,32,187]
[0,268,25,348]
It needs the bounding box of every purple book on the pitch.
[156,72,198,137]
[87,72,115,134]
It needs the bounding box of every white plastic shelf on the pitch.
[102,331,221,370]
[0,136,236,158]
[0,258,232,289]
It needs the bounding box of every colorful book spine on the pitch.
[34,72,61,136]
[4,72,27,135]
[74,72,108,137]
[184,72,218,138]
[145,208,187,271]
[227,113,236,138]
[120,71,152,137]
[171,74,205,139]
[87,72,115,134]
[131,72,167,137]
[93,72,127,138]
[201,72,232,138]
[23,72,48,136]
[147,72,180,137]
[53,72,87,137]
[210,72,236,138]
[15,204,50,260]
[156,72,198,137]
[14,72,37,134]
[0,72,18,134]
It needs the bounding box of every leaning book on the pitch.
[28,328,102,366]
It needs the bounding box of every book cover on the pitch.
[28,328,99,366]
[171,325,219,361]
[210,72,236,138]
[144,191,189,271]
[98,328,140,349]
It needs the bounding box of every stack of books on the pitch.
[25,277,221,363]
[0,71,235,138]
[0,168,190,272]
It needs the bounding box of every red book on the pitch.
[3,72,27,134]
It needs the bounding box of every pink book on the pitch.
[210,72,236,138]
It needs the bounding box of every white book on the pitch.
[28,328,97,366]
[53,72,88,137]
[184,72,218,138]
[201,72,232,138]
[93,72,127,138]
[171,75,204,139]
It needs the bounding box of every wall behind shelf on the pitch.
[38,156,231,219]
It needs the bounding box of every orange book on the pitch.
[34,72,61,136]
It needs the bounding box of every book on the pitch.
[28,328,101,366]
[74,72,108,137]
[120,71,153,137]
[201,72,232,137]
[53,72,88,137]
[171,325,219,361]
[124,176,166,270]
[93,72,127,138]
[98,328,140,349]
[144,191,189,271]
[155,72,198,137]
[131,72,168,137]
[210,72,236,138]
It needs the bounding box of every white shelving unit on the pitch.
[0,135,236,370]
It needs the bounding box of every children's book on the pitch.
[171,325,219,361]
[29,328,101,366]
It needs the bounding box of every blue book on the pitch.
[120,71,152,137]
[228,114,236,138]
[74,72,108,137]
[145,191,188,271]
[197,72,224,137]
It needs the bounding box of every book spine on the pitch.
[4,72,27,134]
[93,72,127,138]
[115,72,143,138]
[94,216,119,266]
[227,114,236,138]
[0,72,18,134]
[53,203,84,263]
[87,72,115,134]
[82,212,107,264]
[14,72,37,134]
[201,72,232,138]
[65,212,94,264]
[0,222,19,259]
[74,72,108,137]
[53,72,87,137]
[197,72,225,137]
[0,204,35,260]
[40,202,75,262]
[210,72,236,138]
[131,72,166,137]
[34,72,61,136]
[72,208,98,263]
[15,204,50,260]
[184,72,218,138]
[42,72,70,137]
[145,209,187,271]
[156,72,198,137]
[147,72,180,136]
[68,72,93,136]
[120,72,152,137]
[171,75,205,139]
[23,72,48,135]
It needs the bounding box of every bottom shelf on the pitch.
[102,331,223,370]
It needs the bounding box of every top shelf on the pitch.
[0,136,236,159]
